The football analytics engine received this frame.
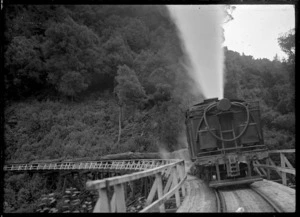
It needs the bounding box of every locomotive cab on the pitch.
[185,98,268,188]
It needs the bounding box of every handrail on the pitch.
[253,149,295,186]
[253,163,295,175]
[140,174,187,212]
[86,159,187,213]
[268,149,295,154]
[87,161,179,189]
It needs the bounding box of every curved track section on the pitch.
[215,189,226,212]
[177,177,284,213]
[218,186,280,212]
[250,186,283,212]
[250,179,295,212]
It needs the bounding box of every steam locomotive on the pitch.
[185,98,268,188]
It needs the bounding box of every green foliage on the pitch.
[5,35,45,98]
[4,173,47,212]
[114,65,146,106]
[272,113,295,133]
[17,188,31,205]
[263,127,294,150]
[102,33,134,76]
[123,18,150,52]
[278,29,295,91]
[278,29,295,64]
[4,5,190,102]
[4,186,16,209]
[152,83,172,104]
[4,97,118,162]
[58,71,88,98]
[43,16,103,92]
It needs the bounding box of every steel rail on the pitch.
[215,190,226,213]
[218,186,283,212]
[250,186,283,213]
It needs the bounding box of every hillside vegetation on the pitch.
[3,5,294,213]
[4,5,199,164]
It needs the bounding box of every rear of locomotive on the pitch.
[185,98,269,188]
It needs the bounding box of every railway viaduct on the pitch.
[4,149,295,213]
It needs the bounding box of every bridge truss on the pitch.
[3,159,177,172]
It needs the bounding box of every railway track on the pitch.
[215,189,226,212]
[216,185,283,212]
[177,176,290,212]
[250,186,283,212]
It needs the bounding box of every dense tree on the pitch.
[114,65,146,143]
[58,71,88,100]
[278,28,295,64]
[102,32,134,76]
[43,16,103,92]
[5,35,45,98]
[122,18,150,52]
[4,5,186,102]
[277,28,295,109]
[114,65,146,106]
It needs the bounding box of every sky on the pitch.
[167,5,295,99]
[223,5,295,60]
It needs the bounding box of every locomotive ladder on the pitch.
[219,123,240,177]
[227,155,240,177]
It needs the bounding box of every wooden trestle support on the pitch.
[86,159,187,213]
[253,149,295,187]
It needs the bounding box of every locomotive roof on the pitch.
[187,98,246,112]
[192,98,244,106]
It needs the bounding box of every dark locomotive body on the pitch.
[185,98,268,188]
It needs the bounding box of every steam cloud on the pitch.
[168,5,225,99]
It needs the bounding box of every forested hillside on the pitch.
[4,5,200,164]
[3,5,294,213]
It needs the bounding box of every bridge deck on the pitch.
[177,175,217,212]
[178,177,295,212]
[4,157,295,213]
[250,179,295,212]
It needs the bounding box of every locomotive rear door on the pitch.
[217,111,239,151]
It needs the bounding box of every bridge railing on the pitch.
[253,149,295,186]
[3,159,175,172]
[86,159,187,213]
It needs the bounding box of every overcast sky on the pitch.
[223,5,295,61]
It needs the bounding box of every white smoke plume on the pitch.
[168,5,225,99]
[158,146,171,159]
